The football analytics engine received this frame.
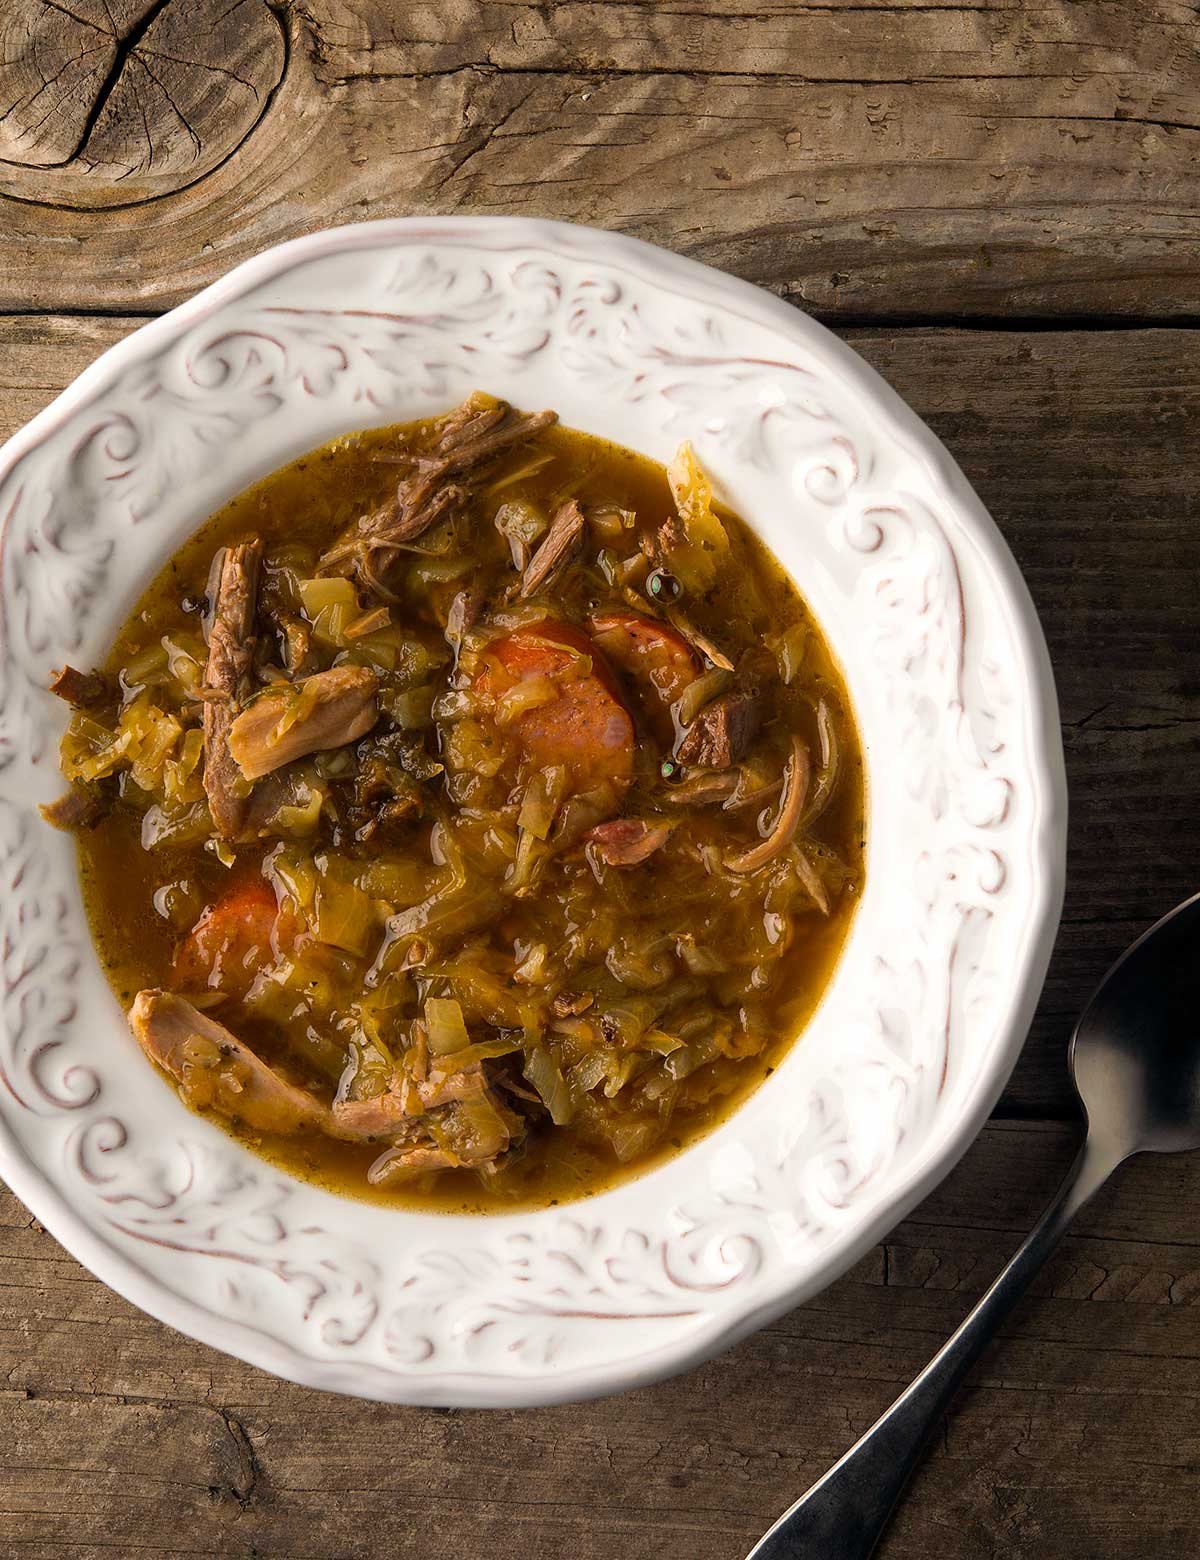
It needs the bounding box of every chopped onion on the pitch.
[315,880,375,955]
[665,442,731,591]
[639,1028,683,1056]
[431,688,477,721]
[494,499,548,571]
[343,606,392,640]
[162,633,203,694]
[664,770,740,806]
[588,506,636,541]
[409,553,475,585]
[120,640,170,687]
[602,1054,645,1099]
[272,777,328,838]
[606,938,674,990]
[140,799,211,850]
[568,1052,610,1094]
[356,857,430,906]
[664,606,735,671]
[486,454,555,498]
[387,685,436,730]
[794,847,832,916]
[512,941,549,983]
[675,934,728,975]
[517,766,567,841]
[600,995,662,1045]
[298,577,356,618]
[517,778,555,841]
[664,1032,722,1081]
[505,827,548,897]
[611,1116,660,1163]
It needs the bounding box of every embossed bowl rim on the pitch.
[0,218,1066,1405]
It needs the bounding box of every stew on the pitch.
[45,394,866,1212]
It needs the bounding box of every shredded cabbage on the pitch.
[665,442,731,590]
[424,996,471,1055]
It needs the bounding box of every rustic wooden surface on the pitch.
[2,2,1199,1556]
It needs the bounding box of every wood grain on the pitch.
[6,1121,1200,1558]
[4,2,1198,1550]
[0,1,285,207]
[0,1,1197,318]
[3,312,1193,1114]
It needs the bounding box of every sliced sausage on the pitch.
[588,610,701,706]
[476,621,634,793]
[174,875,282,994]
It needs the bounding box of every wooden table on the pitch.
[2,3,1198,1555]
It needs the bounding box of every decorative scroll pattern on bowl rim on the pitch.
[0,218,1065,1406]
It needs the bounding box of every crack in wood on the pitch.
[13,1385,264,1508]
[0,0,287,206]
[324,61,1128,90]
[214,1406,262,1508]
[61,0,174,170]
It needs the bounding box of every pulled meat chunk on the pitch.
[725,734,810,875]
[320,394,557,595]
[49,665,112,710]
[131,990,337,1138]
[131,990,430,1146]
[228,665,379,781]
[38,784,105,832]
[517,499,585,598]
[586,817,672,867]
[202,540,262,838]
[676,689,760,770]
[338,1061,521,1180]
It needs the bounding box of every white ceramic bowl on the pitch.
[0,219,1065,1405]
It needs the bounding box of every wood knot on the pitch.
[0,0,285,209]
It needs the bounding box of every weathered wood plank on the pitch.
[0,1,1197,318]
[5,1123,1200,1558]
[1,314,1193,1113]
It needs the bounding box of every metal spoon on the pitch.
[746,890,1200,1559]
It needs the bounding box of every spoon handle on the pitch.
[745,1135,1118,1559]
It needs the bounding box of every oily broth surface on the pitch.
[77,417,865,1214]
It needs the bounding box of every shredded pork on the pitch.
[517,498,586,598]
[49,665,112,710]
[228,665,379,781]
[320,394,557,595]
[202,540,262,838]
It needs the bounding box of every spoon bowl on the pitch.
[1071,891,1200,1158]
